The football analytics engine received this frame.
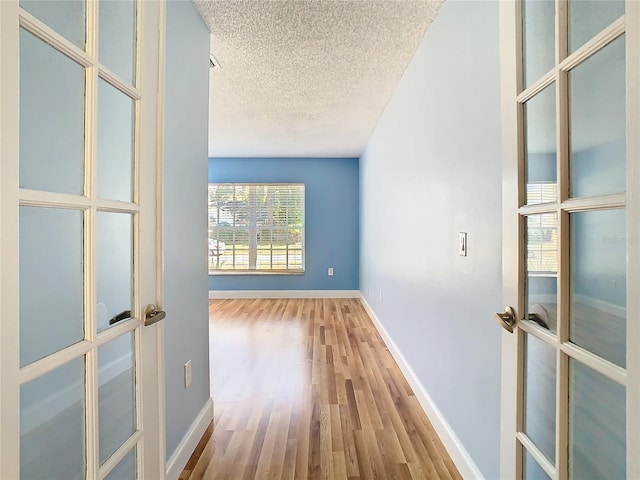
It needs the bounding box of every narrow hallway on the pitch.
[180,298,461,479]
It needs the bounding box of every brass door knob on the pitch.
[495,306,516,333]
[144,304,166,326]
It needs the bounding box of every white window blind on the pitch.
[526,182,557,204]
[526,183,558,274]
[208,183,305,273]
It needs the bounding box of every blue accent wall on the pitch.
[208,157,359,291]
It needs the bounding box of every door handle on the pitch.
[495,306,516,333]
[108,309,132,325]
[144,304,166,326]
[528,304,550,330]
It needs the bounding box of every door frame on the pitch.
[0,1,21,477]
[0,1,167,477]
[499,1,640,479]
[139,0,167,478]
[498,0,521,475]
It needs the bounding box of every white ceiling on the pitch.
[192,0,445,158]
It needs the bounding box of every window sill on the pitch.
[528,272,557,278]
[209,269,305,276]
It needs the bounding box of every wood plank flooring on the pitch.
[180,298,461,480]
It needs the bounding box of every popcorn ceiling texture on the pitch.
[193,0,445,157]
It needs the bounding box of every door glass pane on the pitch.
[525,85,557,205]
[569,35,625,198]
[524,449,552,480]
[526,213,558,332]
[20,207,84,366]
[97,79,135,202]
[522,0,555,87]
[570,209,625,367]
[20,357,85,479]
[569,360,625,480]
[20,0,86,49]
[99,332,136,464]
[524,334,556,463]
[96,212,133,332]
[99,0,136,84]
[104,448,136,480]
[569,0,624,53]
[20,29,85,195]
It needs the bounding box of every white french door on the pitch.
[500,1,639,479]
[0,1,165,479]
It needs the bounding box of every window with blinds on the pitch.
[526,183,558,274]
[208,183,305,273]
[526,182,556,204]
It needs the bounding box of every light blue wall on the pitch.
[359,1,502,477]
[163,0,211,459]
[573,208,626,307]
[573,139,625,198]
[571,140,626,307]
[208,157,360,291]
[527,140,627,307]
[528,153,556,183]
[19,207,83,367]
[19,27,84,194]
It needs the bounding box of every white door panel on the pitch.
[0,1,165,478]
[500,1,640,479]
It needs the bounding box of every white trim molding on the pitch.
[208,290,360,299]
[359,294,485,480]
[166,398,213,480]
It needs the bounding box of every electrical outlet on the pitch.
[379,290,383,303]
[184,360,192,389]
[328,267,334,276]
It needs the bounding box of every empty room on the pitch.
[0,1,637,479]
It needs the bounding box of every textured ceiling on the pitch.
[193,0,445,158]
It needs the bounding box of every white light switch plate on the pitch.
[459,232,468,256]
[184,360,192,388]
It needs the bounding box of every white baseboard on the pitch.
[359,294,484,480]
[209,290,360,299]
[166,398,214,480]
[573,293,625,318]
[22,355,131,434]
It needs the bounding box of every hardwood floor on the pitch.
[180,298,461,480]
